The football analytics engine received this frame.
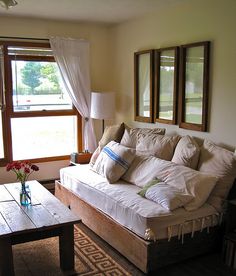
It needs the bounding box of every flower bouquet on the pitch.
[6,161,39,206]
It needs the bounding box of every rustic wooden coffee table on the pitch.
[0,180,81,276]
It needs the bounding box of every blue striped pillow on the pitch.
[92,141,136,183]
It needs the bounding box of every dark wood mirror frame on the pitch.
[154,46,179,125]
[179,41,210,131]
[134,49,154,123]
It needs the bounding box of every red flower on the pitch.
[24,167,30,174]
[6,163,13,171]
[31,164,39,171]
[6,160,39,183]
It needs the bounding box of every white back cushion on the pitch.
[172,135,200,169]
[198,139,236,210]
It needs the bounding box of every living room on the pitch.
[0,0,236,275]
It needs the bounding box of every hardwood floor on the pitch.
[78,223,235,276]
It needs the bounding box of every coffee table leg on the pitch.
[0,238,15,276]
[59,225,74,271]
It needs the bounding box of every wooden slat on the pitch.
[29,181,80,224]
[21,204,59,228]
[0,201,36,233]
[4,182,40,206]
[0,185,14,202]
[0,213,12,236]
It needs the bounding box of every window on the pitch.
[0,41,82,165]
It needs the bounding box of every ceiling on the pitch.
[0,0,186,25]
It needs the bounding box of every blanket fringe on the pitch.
[146,212,224,242]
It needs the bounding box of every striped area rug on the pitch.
[13,224,131,276]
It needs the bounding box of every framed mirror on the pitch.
[155,47,179,124]
[179,41,210,131]
[134,49,154,123]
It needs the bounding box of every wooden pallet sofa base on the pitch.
[55,181,222,273]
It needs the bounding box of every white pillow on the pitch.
[144,183,193,211]
[198,139,236,211]
[123,155,218,210]
[120,127,165,148]
[92,141,135,183]
[136,134,180,161]
[161,165,218,211]
[171,135,200,169]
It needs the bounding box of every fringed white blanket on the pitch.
[60,165,222,241]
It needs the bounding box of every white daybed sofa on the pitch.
[55,124,236,273]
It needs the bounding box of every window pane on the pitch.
[185,46,204,124]
[12,60,72,112]
[0,112,4,159]
[11,116,77,160]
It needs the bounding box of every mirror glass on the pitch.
[184,46,204,124]
[158,49,175,121]
[138,53,150,117]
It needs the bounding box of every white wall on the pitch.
[110,0,236,150]
[0,16,112,183]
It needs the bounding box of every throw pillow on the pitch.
[142,183,194,211]
[89,146,101,167]
[123,155,218,210]
[198,139,236,211]
[92,141,136,183]
[99,123,125,149]
[120,126,165,148]
[90,123,125,167]
[136,134,180,161]
[137,178,160,197]
[171,135,200,169]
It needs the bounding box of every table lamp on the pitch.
[90,92,115,133]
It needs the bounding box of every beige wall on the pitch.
[1,0,236,182]
[110,0,236,150]
[0,16,112,183]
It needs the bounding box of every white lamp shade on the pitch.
[90,92,115,120]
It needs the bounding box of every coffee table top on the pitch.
[0,181,81,237]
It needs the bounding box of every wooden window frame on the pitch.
[154,46,179,125]
[134,49,154,123]
[179,41,210,132]
[0,41,82,166]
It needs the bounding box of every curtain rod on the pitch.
[0,36,49,41]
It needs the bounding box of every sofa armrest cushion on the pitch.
[198,139,236,211]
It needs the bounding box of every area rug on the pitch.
[13,224,131,276]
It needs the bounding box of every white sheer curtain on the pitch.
[50,37,97,152]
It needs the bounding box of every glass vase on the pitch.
[20,182,31,206]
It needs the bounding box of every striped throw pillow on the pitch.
[92,141,135,183]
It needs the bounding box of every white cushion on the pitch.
[144,183,193,211]
[172,135,200,169]
[120,126,165,148]
[89,146,101,167]
[136,134,180,161]
[198,139,236,210]
[92,141,136,183]
[123,155,218,210]
[90,123,125,167]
